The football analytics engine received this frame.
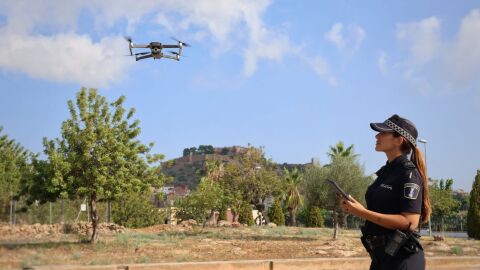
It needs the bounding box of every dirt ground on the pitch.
[1,223,479,269]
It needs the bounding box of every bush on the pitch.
[306,206,324,227]
[238,202,254,226]
[467,170,480,239]
[112,192,165,228]
[268,198,285,226]
[219,207,228,221]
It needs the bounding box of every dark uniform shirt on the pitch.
[364,154,423,236]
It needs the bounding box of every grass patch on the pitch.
[451,246,464,255]
[89,257,113,265]
[71,252,82,260]
[137,255,150,263]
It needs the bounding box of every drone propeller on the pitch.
[124,36,133,55]
[168,51,180,55]
[170,37,191,47]
[135,52,150,56]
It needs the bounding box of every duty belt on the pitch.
[361,234,387,252]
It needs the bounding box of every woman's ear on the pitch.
[395,136,404,147]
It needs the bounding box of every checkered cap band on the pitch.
[384,119,417,147]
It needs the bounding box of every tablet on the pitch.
[326,179,352,201]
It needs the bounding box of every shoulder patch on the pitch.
[404,183,420,199]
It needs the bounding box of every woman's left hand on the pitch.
[339,195,366,217]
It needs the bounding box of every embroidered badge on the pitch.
[404,183,420,200]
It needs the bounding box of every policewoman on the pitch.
[340,114,431,270]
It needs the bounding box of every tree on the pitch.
[283,168,303,226]
[327,141,359,160]
[41,88,166,243]
[467,170,480,239]
[174,160,226,225]
[268,197,285,226]
[0,127,32,224]
[302,144,370,239]
[223,146,282,213]
[429,179,459,232]
[306,206,324,227]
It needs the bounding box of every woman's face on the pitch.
[375,132,403,152]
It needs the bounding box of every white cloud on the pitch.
[377,51,387,74]
[395,10,480,95]
[297,52,338,87]
[0,33,131,87]
[444,9,480,87]
[396,17,441,65]
[325,23,366,54]
[0,0,294,85]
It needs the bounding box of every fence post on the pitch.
[49,202,52,224]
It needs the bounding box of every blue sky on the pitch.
[1,1,479,191]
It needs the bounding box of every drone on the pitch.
[125,36,190,61]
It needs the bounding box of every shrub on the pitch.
[467,170,480,239]
[112,192,164,228]
[238,202,254,226]
[268,198,285,226]
[306,206,324,227]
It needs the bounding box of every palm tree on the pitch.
[327,141,358,160]
[284,168,303,226]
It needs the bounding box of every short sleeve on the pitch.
[399,168,423,213]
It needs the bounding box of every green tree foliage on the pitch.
[0,127,32,223]
[112,191,165,228]
[174,160,226,224]
[283,168,303,226]
[182,145,214,156]
[238,201,254,226]
[306,206,324,227]
[429,179,459,232]
[302,142,370,238]
[222,146,282,217]
[37,88,166,243]
[327,141,359,159]
[467,170,480,239]
[268,198,285,226]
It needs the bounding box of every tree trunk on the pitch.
[290,208,297,227]
[9,192,13,226]
[107,201,111,223]
[13,200,16,226]
[89,193,99,243]
[343,213,349,229]
[333,210,339,240]
[61,199,65,223]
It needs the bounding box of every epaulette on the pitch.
[399,159,416,169]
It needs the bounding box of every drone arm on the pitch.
[131,44,150,48]
[162,44,180,48]
[163,54,180,61]
[136,54,153,61]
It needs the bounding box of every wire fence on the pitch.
[0,199,113,225]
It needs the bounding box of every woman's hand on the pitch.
[339,194,366,217]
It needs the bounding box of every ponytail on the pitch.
[395,133,432,223]
[411,146,432,223]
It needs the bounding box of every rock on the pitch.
[231,222,241,227]
[218,220,232,227]
[232,247,247,255]
[180,219,197,227]
[433,235,445,241]
[267,222,277,227]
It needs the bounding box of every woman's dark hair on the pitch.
[394,133,432,223]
